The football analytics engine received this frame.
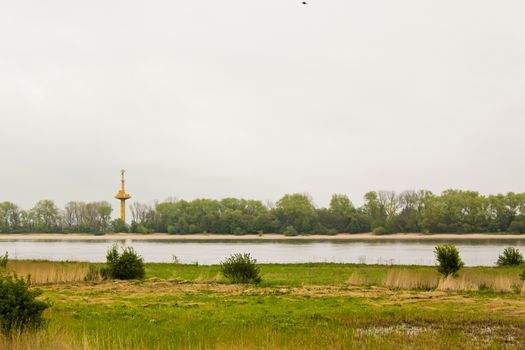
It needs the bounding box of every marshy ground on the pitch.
[2,262,525,349]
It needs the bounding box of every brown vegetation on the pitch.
[6,261,91,285]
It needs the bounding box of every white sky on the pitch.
[1,0,524,211]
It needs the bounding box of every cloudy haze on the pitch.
[1,0,524,211]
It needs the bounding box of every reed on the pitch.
[346,266,522,293]
[6,261,92,285]
[346,271,384,286]
[384,268,440,290]
[437,270,522,293]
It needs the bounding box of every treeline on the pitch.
[0,200,115,233]
[1,190,525,234]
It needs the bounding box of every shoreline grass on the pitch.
[5,260,524,292]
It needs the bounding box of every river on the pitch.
[1,238,525,266]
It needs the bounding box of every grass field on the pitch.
[2,261,525,349]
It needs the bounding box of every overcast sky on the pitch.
[1,0,524,212]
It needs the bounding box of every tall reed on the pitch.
[347,266,523,293]
[437,270,522,293]
[384,268,440,290]
[6,261,92,285]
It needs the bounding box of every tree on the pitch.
[130,202,155,225]
[111,219,128,233]
[509,218,525,233]
[97,201,113,232]
[274,194,318,233]
[396,190,429,232]
[347,209,371,233]
[31,200,61,233]
[434,244,464,277]
[327,194,354,232]
[0,202,21,233]
[363,191,386,230]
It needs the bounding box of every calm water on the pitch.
[1,239,525,266]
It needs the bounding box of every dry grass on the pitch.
[347,267,523,293]
[384,268,440,290]
[5,261,92,285]
[346,271,384,286]
[437,270,522,293]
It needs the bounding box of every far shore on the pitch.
[1,232,525,241]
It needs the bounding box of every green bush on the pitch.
[283,226,298,236]
[0,274,49,333]
[220,253,261,284]
[497,247,524,266]
[434,244,464,277]
[111,219,129,233]
[509,219,525,234]
[105,244,145,280]
[130,221,153,234]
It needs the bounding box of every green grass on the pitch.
[2,262,525,349]
[148,262,524,286]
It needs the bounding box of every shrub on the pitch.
[105,244,145,280]
[220,253,261,284]
[283,226,298,236]
[0,274,49,333]
[0,253,7,269]
[434,244,464,277]
[372,226,387,235]
[520,269,525,281]
[509,219,525,234]
[325,228,338,236]
[138,224,153,234]
[111,219,129,233]
[497,247,524,266]
[130,222,153,234]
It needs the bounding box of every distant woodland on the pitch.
[1,190,525,235]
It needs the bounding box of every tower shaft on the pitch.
[120,199,126,223]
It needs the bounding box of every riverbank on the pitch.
[2,261,525,349]
[1,232,525,241]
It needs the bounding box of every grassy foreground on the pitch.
[2,262,525,349]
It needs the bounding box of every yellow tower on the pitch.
[114,169,131,223]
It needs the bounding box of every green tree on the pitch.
[0,202,21,233]
[31,200,61,233]
[111,219,128,233]
[274,194,318,233]
[327,194,354,232]
[434,244,464,277]
[363,191,386,230]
